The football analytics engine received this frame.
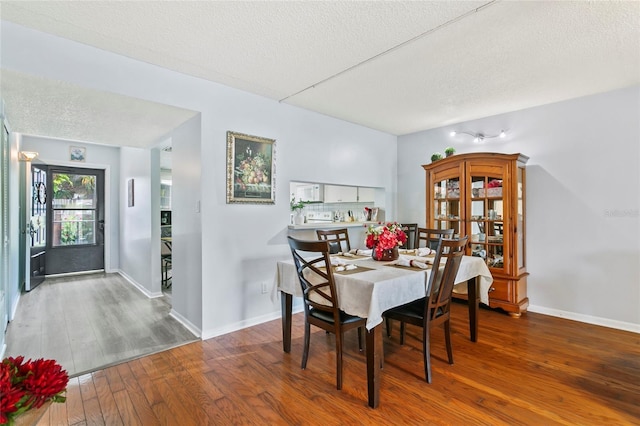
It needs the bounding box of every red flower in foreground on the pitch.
[22,359,69,408]
[0,356,68,424]
[0,363,26,424]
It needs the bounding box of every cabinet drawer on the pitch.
[488,281,510,302]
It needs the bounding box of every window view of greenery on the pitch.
[52,173,97,246]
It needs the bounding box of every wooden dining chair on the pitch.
[316,228,351,254]
[383,235,469,383]
[287,236,366,390]
[402,223,418,249]
[416,227,454,251]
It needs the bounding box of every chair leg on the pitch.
[385,317,392,337]
[302,321,311,370]
[335,332,343,390]
[444,319,453,365]
[357,327,363,352]
[423,320,432,383]
[399,321,406,345]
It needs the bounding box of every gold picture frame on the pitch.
[226,131,276,204]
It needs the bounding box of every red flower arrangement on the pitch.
[365,222,408,258]
[0,356,68,425]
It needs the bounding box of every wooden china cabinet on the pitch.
[423,152,529,317]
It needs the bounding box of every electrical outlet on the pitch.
[261,282,269,294]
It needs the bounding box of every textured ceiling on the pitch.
[1,69,198,148]
[1,0,639,147]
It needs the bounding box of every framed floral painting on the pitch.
[226,131,276,204]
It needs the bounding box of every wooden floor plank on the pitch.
[92,373,124,426]
[111,389,143,426]
[64,377,87,425]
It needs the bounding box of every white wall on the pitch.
[398,86,640,331]
[6,127,21,322]
[119,146,158,295]
[168,116,202,331]
[2,21,397,337]
[19,136,121,273]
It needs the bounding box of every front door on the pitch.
[45,167,105,275]
[26,165,47,290]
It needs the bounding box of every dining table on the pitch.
[274,251,493,408]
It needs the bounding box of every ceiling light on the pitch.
[450,130,507,143]
[19,151,39,161]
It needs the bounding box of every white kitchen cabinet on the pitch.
[357,187,376,203]
[324,185,358,203]
[292,182,323,202]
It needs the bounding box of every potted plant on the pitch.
[431,153,443,163]
[290,197,306,225]
[444,147,456,157]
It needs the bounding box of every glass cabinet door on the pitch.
[517,165,525,270]
[432,177,461,236]
[468,173,506,272]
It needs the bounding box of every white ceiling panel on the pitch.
[285,1,640,134]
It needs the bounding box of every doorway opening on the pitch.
[160,144,172,298]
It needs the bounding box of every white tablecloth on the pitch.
[274,255,492,330]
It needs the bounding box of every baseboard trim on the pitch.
[201,305,304,341]
[169,309,201,338]
[116,271,199,338]
[528,304,640,334]
[9,292,21,322]
[117,270,163,298]
[45,269,104,279]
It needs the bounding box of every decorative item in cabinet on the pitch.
[423,152,529,317]
[446,180,460,198]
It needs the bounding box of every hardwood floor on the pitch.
[29,302,639,425]
[5,272,197,378]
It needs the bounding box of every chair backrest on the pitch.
[402,223,418,250]
[287,236,340,320]
[425,236,469,320]
[416,227,454,250]
[316,228,351,254]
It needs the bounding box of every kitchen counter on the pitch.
[288,221,377,230]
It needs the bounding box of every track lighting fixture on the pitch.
[449,130,506,143]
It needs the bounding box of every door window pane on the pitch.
[52,210,96,246]
[51,172,98,247]
[52,173,96,209]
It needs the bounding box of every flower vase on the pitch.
[372,245,399,261]
[13,401,52,426]
[293,211,304,225]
